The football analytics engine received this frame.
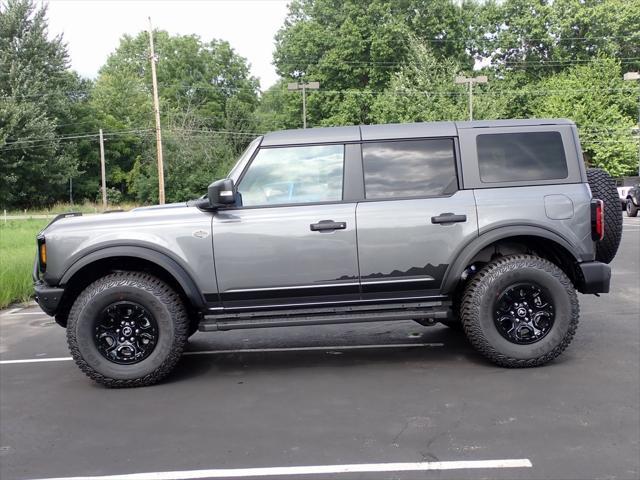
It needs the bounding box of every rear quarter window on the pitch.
[477,131,568,183]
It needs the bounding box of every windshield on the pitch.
[227,136,262,181]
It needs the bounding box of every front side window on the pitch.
[238,144,344,207]
[477,132,568,183]
[362,139,457,199]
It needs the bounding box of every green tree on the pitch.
[91,31,260,203]
[476,0,640,78]
[529,57,638,176]
[0,0,86,207]
[272,0,478,126]
[371,39,520,123]
[255,79,301,132]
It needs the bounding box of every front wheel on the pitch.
[67,272,189,387]
[627,199,639,217]
[460,255,579,368]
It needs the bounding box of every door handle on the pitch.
[431,213,467,224]
[310,220,347,231]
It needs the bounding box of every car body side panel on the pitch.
[212,203,359,307]
[41,206,218,295]
[472,184,594,261]
[355,190,479,297]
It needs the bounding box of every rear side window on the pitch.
[362,139,457,199]
[477,132,568,183]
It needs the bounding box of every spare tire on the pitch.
[587,168,622,264]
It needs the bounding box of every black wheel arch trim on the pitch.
[59,245,206,309]
[441,225,585,294]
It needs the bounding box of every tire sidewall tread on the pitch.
[587,168,623,263]
[461,254,579,368]
[66,272,188,388]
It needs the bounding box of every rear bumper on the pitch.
[34,281,65,316]
[577,261,611,294]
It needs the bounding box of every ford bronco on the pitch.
[33,119,623,387]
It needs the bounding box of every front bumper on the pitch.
[577,261,611,294]
[34,281,65,316]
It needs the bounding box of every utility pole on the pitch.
[148,17,165,204]
[454,75,488,121]
[623,72,640,176]
[99,128,107,209]
[288,81,320,128]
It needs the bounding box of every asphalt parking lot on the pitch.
[1,217,639,480]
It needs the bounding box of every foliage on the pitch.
[0,218,48,308]
[528,57,638,176]
[476,0,640,78]
[0,0,92,208]
[372,39,526,123]
[2,0,639,212]
[90,30,261,203]
[272,0,477,126]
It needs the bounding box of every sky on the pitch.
[45,0,291,89]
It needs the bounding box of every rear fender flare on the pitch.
[441,225,582,294]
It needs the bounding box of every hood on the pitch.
[130,202,189,212]
[40,203,199,236]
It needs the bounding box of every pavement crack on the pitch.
[391,420,410,447]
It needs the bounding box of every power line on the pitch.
[0,128,263,152]
[2,125,634,152]
[275,56,640,67]
[1,129,155,147]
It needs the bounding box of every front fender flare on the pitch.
[59,245,206,308]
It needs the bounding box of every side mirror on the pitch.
[205,178,236,209]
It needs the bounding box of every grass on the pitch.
[0,219,49,309]
[0,203,141,309]
[5,201,140,217]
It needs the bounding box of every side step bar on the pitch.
[199,300,451,332]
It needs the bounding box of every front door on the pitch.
[355,138,478,299]
[213,143,359,308]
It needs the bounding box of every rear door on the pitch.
[212,143,361,308]
[355,138,478,299]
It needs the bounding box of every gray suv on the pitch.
[33,119,622,387]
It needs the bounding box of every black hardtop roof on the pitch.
[260,118,575,146]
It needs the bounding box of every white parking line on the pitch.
[0,342,443,365]
[0,357,73,364]
[9,311,51,316]
[27,459,533,480]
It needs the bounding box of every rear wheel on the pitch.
[627,199,639,217]
[460,255,579,368]
[67,272,189,387]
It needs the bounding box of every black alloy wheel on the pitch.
[94,302,159,364]
[494,283,554,345]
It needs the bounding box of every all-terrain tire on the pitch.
[587,168,622,263]
[67,272,189,387]
[627,199,639,217]
[460,255,579,368]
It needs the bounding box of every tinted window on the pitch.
[238,144,344,206]
[477,132,568,183]
[362,139,457,199]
